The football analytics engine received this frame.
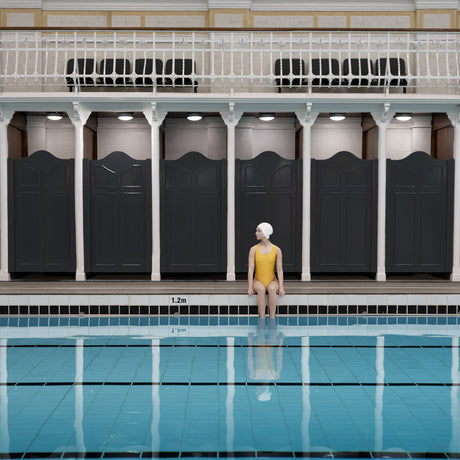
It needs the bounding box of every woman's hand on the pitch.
[248,287,254,296]
[278,286,286,296]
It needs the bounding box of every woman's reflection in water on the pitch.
[247,317,284,401]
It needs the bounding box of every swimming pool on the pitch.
[1,316,460,459]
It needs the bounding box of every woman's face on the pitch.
[255,227,264,240]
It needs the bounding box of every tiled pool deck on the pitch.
[1,279,460,315]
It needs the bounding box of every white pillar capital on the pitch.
[67,102,91,127]
[447,106,460,127]
[295,103,319,128]
[220,102,243,127]
[371,103,394,129]
[144,102,168,127]
[0,107,14,126]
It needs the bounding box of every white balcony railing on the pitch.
[0,28,460,94]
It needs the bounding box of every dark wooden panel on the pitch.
[8,150,75,272]
[311,151,377,272]
[386,151,454,272]
[161,151,227,273]
[236,151,302,273]
[84,151,152,273]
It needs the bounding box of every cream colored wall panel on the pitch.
[253,15,314,28]
[145,15,205,27]
[46,14,108,27]
[311,119,362,160]
[350,15,411,28]
[97,119,151,160]
[422,13,451,28]
[214,13,244,27]
[111,15,141,27]
[6,12,35,27]
[317,15,347,28]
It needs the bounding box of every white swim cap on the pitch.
[258,222,273,239]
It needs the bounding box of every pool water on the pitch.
[1,316,460,459]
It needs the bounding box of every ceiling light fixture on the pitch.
[329,113,346,121]
[259,113,275,122]
[118,113,133,121]
[396,113,412,122]
[187,113,202,121]
[47,112,63,121]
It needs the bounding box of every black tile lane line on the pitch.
[0,452,457,460]
[0,381,456,387]
[0,344,453,349]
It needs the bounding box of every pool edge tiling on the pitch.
[0,294,460,316]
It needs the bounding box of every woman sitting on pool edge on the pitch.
[247,222,285,318]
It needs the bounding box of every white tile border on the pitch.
[1,293,460,312]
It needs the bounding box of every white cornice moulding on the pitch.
[414,0,459,9]
[0,0,42,7]
[40,0,209,11]
[1,0,459,12]
[208,0,252,8]
[251,0,417,12]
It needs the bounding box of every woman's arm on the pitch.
[248,246,256,295]
[276,247,285,296]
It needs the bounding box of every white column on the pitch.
[152,339,160,454]
[296,104,318,281]
[0,108,13,281]
[448,108,460,281]
[75,339,85,453]
[0,339,9,453]
[371,104,394,282]
[220,103,242,281]
[68,103,91,281]
[226,336,235,452]
[375,336,384,452]
[144,103,167,281]
[301,337,310,452]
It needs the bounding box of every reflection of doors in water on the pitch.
[311,151,377,273]
[84,151,152,273]
[236,151,302,273]
[160,151,227,273]
[386,151,454,272]
[8,150,76,272]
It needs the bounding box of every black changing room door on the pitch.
[84,151,152,273]
[8,150,76,272]
[311,151,378,272]
[386,151,454,272]
[160,151,227,273]
[236,151,302,273]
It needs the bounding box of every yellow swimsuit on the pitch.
[255,245,277,287]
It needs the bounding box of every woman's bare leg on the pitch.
[253,280,267,318]
[267,280,279,318]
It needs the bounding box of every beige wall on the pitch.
[1,6,459,29]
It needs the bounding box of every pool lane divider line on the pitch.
[0,451,455,459]
[0,344,453,349]
[1,381,458,387]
